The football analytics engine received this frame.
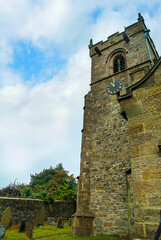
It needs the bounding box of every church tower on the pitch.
[72,14,161,239]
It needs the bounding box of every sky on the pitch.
[0,0,161,188]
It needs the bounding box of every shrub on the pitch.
[0,183,21,198]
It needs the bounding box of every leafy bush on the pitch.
[17,184,33,198]
[44,171,77,201]
[30,163,67,187]
[0,183,21,198]
[29,163,77,202]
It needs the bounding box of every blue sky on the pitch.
[0,0,161,188]
[9,41,67,84]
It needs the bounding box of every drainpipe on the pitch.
[144,29,153,67]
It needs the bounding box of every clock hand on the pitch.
[111,82,115,87]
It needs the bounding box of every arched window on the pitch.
[113,54,125,73]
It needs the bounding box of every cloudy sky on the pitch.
[0,0,161,188]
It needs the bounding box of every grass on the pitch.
[4,223,125,240]
[38,237,125,240]
[36,237,124,240]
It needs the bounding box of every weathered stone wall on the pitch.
[0,197,76,225]
[72,92,95,237]
[89,81,131,237]
[120,63,161,239]
[48,200,76,219]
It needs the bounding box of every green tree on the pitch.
[28,163,76,202]
[30,163,67,187]
[43,171,77,201]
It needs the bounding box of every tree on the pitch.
[30,163,67,187]
[31,166,77,202]
[42,171,77,201]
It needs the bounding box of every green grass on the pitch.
[4,223,125,240]
[4,224,70,240]
[37,237,124,240]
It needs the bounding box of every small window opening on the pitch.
[113,54,125,73]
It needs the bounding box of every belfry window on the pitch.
[113,54,125,73]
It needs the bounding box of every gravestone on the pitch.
[57,218,63,228]
[0,225,7,239]
[69,218,72,226]
[0,207,12,228]
[47,217,56,226]
[33,214,39,228]
[26,221,33,240]
[38,207,45,226]
[19,219,26,232]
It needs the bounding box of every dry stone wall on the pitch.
[0,197,76,225]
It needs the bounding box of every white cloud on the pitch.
[0,47,90,186]
[19,0,71,43]
[0,1,160,52]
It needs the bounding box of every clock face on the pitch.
[107,79,123,95]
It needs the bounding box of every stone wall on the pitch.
[120,62,161,239]
[90,81,131,237]
[0,197,76,225]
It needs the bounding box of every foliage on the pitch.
[30,163,67,187]
[33,171,77,202]
[0,163,77,203]
[17,184,32,197]
[28,163,77,202]
[0,182,20,198]
[16,184,55,203]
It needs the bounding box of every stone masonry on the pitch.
[0,197,76,225]
[72,14,161,239]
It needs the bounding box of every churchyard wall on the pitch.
[0,197,76,225]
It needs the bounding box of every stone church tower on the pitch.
[72,14,161,239]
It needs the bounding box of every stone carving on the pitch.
[0,207,12,228]
[0,225,7,239]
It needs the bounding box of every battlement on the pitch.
[89,14,147,57]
